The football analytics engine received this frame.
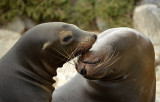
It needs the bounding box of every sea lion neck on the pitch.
[2,34,58,87]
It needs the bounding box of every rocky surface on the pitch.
[23,18,36,30]
[1,17,36,34]
[133,4,160,45]
[0,30,160,101]
[2,17,25,34]
[0,29,21,57]
[96,17,108,31]
[53,60,77,88]
[140,0,160,7]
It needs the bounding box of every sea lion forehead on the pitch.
[59,31,72,35]
[100,29,140,45]
[59,23,79,34]
[89,28,141,53]
[60,22,78,28]
[36,22,71,29]
[108,30,138,39]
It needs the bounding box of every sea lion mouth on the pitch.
[74,49,89,57]
[74,45,93,57]
[81,59,101,64]
[74,34,97,57]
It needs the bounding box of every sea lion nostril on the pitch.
[80,68,87,75]
[93,34,97,40]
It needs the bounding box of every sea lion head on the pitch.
[20,22,97,68]
[76,28,155,82]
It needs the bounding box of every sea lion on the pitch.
[52,27,155,102]
[0,22,97,102]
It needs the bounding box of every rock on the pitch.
[53,59,77,88]
[24,18,36,30]
[140,0,160,7]
[96,17,108,31]
[1,17,36,34]
[157,80,160,102]
[2,17,25,34]
[0,29,21,58]
[133,4,160,44]
[156,54,160,67]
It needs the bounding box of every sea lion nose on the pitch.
[80,67,87,75]
[93,34,97,40]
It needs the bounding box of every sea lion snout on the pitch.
[76,54,102,77]
[73,34,97,57]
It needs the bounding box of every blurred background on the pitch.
[0,0,139,32]
[0,0,160,101]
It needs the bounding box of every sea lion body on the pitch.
[52,28,155,102]
[0,22,97,102]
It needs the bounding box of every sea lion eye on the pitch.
[63,35,72,42]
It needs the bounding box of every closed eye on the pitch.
[63,36,72,42]
[81,59,101,64]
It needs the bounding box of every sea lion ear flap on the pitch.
[42,42,52,50]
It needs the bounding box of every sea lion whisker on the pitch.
[71,46,78,58]
[107,51,119,64]
[68,46,73,58]
[61,47,70,58]
[96,57,106,68]
[62,48,77,65]
[105,56,121,71]
[103,53,118,68]
[103,48,112,63]
[52,48,75,65]
[103,48,117,65]
[53,52,75,65]
[97,48,117,69]
[105,52,121,69]
[95,60,104,69]
[45,49,68,64]
[96,48,115,68]
[96,52,110,68]
[52,48,68,59]
[60,47,74,64]
[52,55,68,65]
[69,44,80,58]
[49,53,66,61]
[66,46,78,66]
